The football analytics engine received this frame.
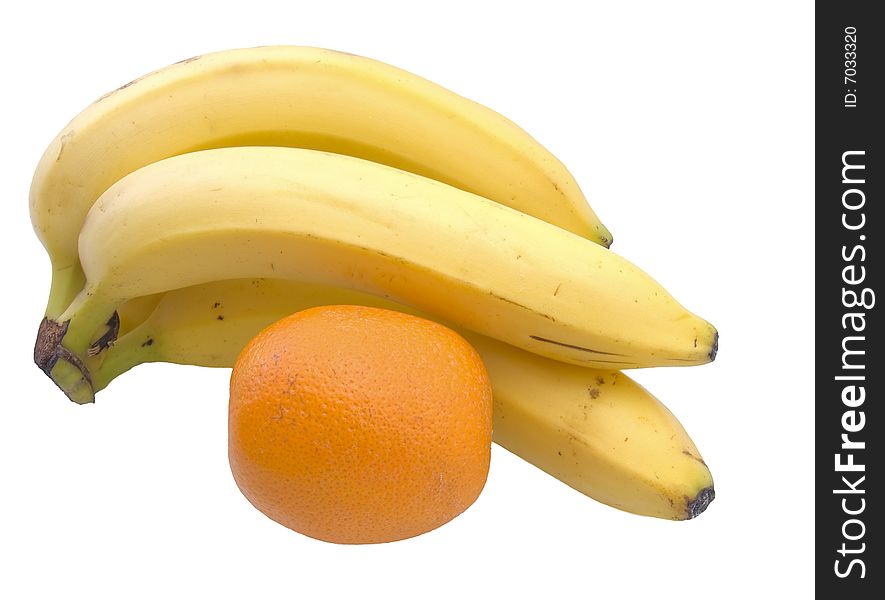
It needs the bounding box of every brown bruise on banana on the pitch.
[172,54,204,66]
[490,292,556,322]
[528,335,628,357]
[556,354,642,368]
[531,331,718,367]
[54,131,76,162]
[87,312,121,356]
[582,373,616,407]
[93,54,205,106]
[682,449,707,467]
[93,75,149,105]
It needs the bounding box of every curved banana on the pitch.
[93,278,714,520]
[43,147,715,401]
[30,45,611,319]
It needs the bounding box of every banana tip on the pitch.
[686,486,715,519]
[708,330,719,362]
[598,227,613,248]
[34,317,96,403]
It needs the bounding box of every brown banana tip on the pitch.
[708,331,719,362]
[34,317,69,374]
[686,487,715,519]
[34,317,95,403]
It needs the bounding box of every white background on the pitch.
[1,1,813,598]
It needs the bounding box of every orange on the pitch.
[228,305,493,544]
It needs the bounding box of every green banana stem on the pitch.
[34,288,121,403]
[57,291,119,356]
[44,263,87,319]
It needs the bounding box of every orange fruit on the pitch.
[228,305,493,544]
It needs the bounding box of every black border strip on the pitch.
[816,3,881,594]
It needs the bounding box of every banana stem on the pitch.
[57,289,119,357]
[34,286,121,402]
[44,263,87,320]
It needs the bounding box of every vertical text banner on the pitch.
[816,1,881,594]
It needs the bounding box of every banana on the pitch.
[40,147,716,401]
[92,278,714,520]
[30,45,611,319]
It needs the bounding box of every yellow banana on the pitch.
[41,147,716,402]
[30,45,611,319]
[93,278,714,521]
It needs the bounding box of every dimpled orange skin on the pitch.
[228,305,493,544]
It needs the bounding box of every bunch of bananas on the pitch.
[31,46,717,521]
